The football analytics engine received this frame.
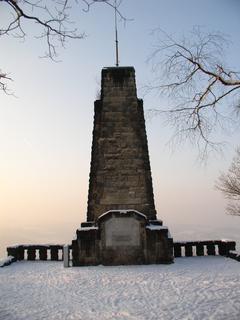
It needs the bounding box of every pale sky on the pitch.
[1,0,240,256]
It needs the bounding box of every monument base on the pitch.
[72,210,174,266]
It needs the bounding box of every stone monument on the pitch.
[72,67,173,266]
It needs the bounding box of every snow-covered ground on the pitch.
[0,257,239,320]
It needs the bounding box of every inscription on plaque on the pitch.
[112,235,131,242]
[105,216,140,247]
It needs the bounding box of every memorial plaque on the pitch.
[105,217,140,247]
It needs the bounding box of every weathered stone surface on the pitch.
[99,210,147,265]
[72,67,174,266]
[72,210,173,266]
[72,228,99,266]
[87,67,157,221]
[104,217,140,247]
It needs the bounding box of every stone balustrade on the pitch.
[173,240,236,258]
[4,240,238,267]
[7,245,72,262]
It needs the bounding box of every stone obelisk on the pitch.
[72,67,173,266]
[87,67,157,221]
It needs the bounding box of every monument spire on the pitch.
[72,66,173,266]
[114,0,119,67]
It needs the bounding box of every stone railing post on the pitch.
[27,247,36,260]
[39,246,48,260]
[185,243,193,257]
[72,240,79,266]
[207,242,216,255]
[63,245,69,267]
[17,246,25,260]
[174,243,182,257]
[225,241,236,256]
[196,242,204,256]
[7,247,17,260]
[50,246,59,261]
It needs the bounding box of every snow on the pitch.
[0,256,15,268]
[146,225,168,230]
[0,257,239,319]
[98,209,147,220]
[230,250,238,254]
[77,226,98,231]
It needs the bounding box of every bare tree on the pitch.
[1,0,125,93]
[216,148,240,216]
[147,27,240,156]
[0,70,12,94]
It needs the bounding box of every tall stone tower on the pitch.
[87,67,156,221]
[72,67,173,266]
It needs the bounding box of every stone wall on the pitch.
[72,210,173,266]
[87,67,156,221]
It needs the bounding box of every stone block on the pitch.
[196,243,204,256]
[207,243,216,255]
[185,244,193,257]
[39,247,48,260]
[72,210,173,266]
[174,244,182,257]
[50,246,59,261]
[27,247,36,260]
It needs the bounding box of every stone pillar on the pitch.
[63,245,69,268]
[87,67,157,221]
[72,67,173,266]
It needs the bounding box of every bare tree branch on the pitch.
[146,27,240,155]
[216,148,240,216]
[1,0,127,92]
[0,70,12,94]
[1,0,88,60]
